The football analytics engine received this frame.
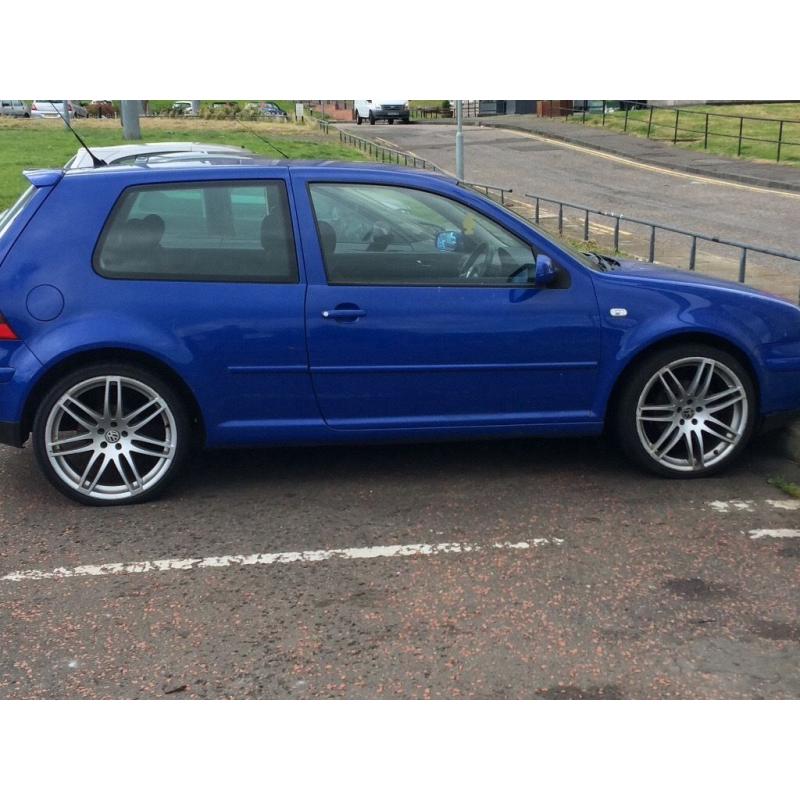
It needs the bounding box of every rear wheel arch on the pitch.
[22,348,206,448]
[605,332,760,426]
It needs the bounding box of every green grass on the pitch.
[570,102,800,165]
[0,117,362,209]
[767,476,800,498]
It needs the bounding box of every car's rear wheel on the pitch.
[369,113,375,125]
[33,363,190,506]
[356,112,362,125]
[616,344,755,477]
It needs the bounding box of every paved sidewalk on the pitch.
[429,115,800,193]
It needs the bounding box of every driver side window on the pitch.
[309,183,537,286]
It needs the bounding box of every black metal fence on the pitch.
[545,102,800,163]
[523,192,800,287]
[335,129,442,172]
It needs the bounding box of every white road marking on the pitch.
[747,529,800,539]
[766,499,800,510]
[0,537,564,583]
[707,500,756,513]
[708,499,800,513]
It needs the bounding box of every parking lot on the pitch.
[1,433,798,699]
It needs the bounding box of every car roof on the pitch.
[60,156,457,183]
[69,142,250,163]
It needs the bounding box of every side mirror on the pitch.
[534,254,557,286]
[436,230,464,252]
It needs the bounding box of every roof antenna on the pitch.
[53,103,107,167]
[235,118,289,159]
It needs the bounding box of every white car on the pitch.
[64,142,253,169]
[30,100,87,119]
[353,100,410,125]
[171,101,198,116]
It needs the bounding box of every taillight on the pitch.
[0,313,19,340]
[31,103,37,111]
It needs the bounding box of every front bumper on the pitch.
[372,109,409,121]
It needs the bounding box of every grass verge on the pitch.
[570,102,800,165]
[0,117,363,209]
[767,476,800,498]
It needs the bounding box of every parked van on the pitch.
[0,100,30,118]
[353,100,410,125]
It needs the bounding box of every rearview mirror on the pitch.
[436,230,464,252]
[534,254,556,286]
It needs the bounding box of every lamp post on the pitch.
[455,100,464,180]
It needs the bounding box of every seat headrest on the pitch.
[317,220,336,256]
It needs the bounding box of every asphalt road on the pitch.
[338,123,800,255]
[1,433,799,699]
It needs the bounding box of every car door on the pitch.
[295,175,603,432]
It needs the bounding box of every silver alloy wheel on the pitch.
[44,375,177,500]
[635,357,748,472]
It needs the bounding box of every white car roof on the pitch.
[66,142,251,169]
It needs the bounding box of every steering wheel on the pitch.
[460,242,491,280]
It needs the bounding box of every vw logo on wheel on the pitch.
[105,429,121,443]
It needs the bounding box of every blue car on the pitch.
[1,156,799,505]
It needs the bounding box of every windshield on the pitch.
[0,185,36,240]
[473,190,601,271]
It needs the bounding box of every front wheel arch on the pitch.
[21,348,206,449]
[605,333,760,429]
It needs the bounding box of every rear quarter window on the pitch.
[94,180,298,283]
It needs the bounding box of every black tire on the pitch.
[369,113,375,125]
[356,112,362,125]
[32,362,191,506]
[388,118,394,125]
[615,344,756,478]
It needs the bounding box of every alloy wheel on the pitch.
[635,357,748,472]
[44,375,177,500]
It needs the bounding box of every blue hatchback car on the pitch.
[1,156,799,505]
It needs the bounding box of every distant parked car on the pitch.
[0,100,30,118]
[354,100,410,125]
[30,100,87,120]
[64,142,253,170]
[170,101,197,116]
[243,102,288,119]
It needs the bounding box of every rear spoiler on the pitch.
[23,169,64,188]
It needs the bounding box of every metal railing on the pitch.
[523,192,800,285]
[336,129,442,172]
[460,182,513,206]
[543,102,800,163]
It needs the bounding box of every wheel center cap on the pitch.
[105,429,120,443]
[682,408,695,420]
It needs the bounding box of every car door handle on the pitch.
[321,308,367,321]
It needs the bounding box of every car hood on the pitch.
[602,259,793,303]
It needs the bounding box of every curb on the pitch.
[421,119,800,194]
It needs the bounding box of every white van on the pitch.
[353,100,410,125]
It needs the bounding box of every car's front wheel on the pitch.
[616,344,755,477]
[33,363,190,505]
